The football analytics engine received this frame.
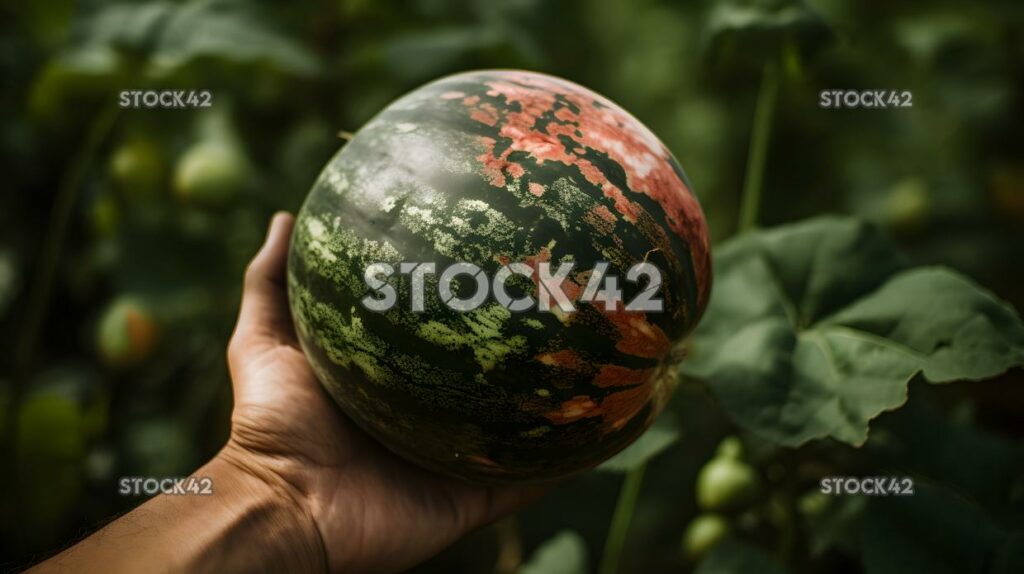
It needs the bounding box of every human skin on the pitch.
[31,213,545,573]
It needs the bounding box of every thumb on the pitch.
[230,212,297,356]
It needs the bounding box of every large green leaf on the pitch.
[151,0,321,75]
[518,530,588,574]
[869,385,1024,512]
[703,0,832,70]
[60,0,320,76]
[69,1,176,55]
[681,216,1024,447]
[862,482,1024,574]
[28,45,124,120]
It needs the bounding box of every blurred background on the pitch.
[2,0,1023,572]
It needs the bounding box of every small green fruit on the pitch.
[884,177,930,232]
[97,298,159,368]
[715,436,744,460]
[109,138,163,198]
[15,391,86,538]
[682,513,731,560]
[797,490,830,518]
[696,456,761,512]
[173,140,248,206]
[17,392,84,461]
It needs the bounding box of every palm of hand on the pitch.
[223,214,542,573]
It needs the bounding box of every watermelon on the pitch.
[287,70,711,483]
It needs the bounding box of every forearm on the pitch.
[31,449,325,573]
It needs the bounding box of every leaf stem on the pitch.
[738,58,780,233]
[599,464,647,574]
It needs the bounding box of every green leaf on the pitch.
[869,386,1024,512]
[519,530,589,574]
[597,415,681,473]
[57,0,320,77]
[862,482,1024,574]
[681,216,1024,447]
[28,45,123,120]
[695,539,791,574]
[821,268,1024,383]
[69,1,176,55]
[151,0,321,76]
[703,0,832,70]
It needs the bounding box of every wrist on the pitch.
[208,442,327,573]
[34,442,327,574]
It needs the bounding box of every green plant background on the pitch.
[2,0,1024,572]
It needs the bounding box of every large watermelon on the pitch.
[288,70,711,483]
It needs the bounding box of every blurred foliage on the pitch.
[3,0,1024,572]
[520,530,589,574]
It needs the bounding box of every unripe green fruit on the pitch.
[696,456,761,512]
[715,436,744,459]
[109,138,163,198]
[17,393,83,461]
[884,177,930,233]
[173,140,248,206]
[97,298,159,368]
[797,490,830,518]
[682,513,731,559]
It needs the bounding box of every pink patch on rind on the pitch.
[466,72,711,306]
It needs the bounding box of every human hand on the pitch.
[220,212,545,573]
[31,212,543,574]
